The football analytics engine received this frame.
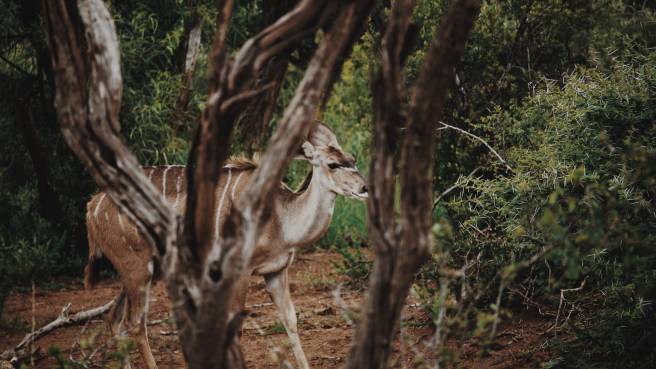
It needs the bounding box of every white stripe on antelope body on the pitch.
[84,123,368,369]
[214,168,232,243]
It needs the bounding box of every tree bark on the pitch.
[347,1,481,368]
[46,0,176,254]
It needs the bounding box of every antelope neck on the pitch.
[280,169,336,247]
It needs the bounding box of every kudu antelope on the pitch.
[84,123,367,369]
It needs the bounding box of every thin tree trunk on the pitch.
[235,0,295,152]
[347,1,481,368]
[172,0,203,132]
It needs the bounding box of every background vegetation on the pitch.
[1,0,655,367]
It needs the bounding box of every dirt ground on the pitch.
[1,250,551,368]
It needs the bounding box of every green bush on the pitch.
[332,246,372,290]
[422,52,656,366]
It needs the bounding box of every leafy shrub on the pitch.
[421,52,656,366]
[332,246,372,290]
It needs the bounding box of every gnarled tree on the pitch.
[44,0,479,368]
[46,0,372,367]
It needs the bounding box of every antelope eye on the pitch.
[328,163,341,170]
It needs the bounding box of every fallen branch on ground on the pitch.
[1,299,115,364]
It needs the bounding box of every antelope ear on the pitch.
[294,141,315,160]
[301,141,315,159]
[308,121,339,148]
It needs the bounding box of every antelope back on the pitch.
[85,164,256,283]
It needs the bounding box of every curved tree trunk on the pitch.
[347,1,481,368]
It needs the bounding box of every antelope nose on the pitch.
[360,185,368,194]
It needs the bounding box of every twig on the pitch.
[488,278,508,340]
[30,281,36,368]
[437,121,514,173]
[432,167,480,209]
[507,286,554,317]
[219,81,276,113]
[550,277,587,336]
[1,299,115,363]
[332,285,355,326]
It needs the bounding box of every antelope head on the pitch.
[299,122,368,200]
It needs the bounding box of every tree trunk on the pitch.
[235,0,296,152]
[347,1,481,368]
[172,0,203,132]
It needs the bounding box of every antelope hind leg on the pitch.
[265,268,310,369]
[126,280,158,369]
[107,290,134,369]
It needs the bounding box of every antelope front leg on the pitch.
[264,268,310,369]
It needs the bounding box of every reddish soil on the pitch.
[1,250,551,368]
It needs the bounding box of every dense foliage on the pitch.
[424,55,656,368]
[1,0,655,367]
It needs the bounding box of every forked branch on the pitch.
[0,300,115,365]
[348,1,482,368]
[191,2,375,367]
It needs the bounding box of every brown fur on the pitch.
[223,156,258,170]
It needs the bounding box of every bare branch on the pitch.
[432,167,481,209]
[550,277,587,335]
[1,300,115,364]
[219,81,276,113]
[437,121,514,173]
